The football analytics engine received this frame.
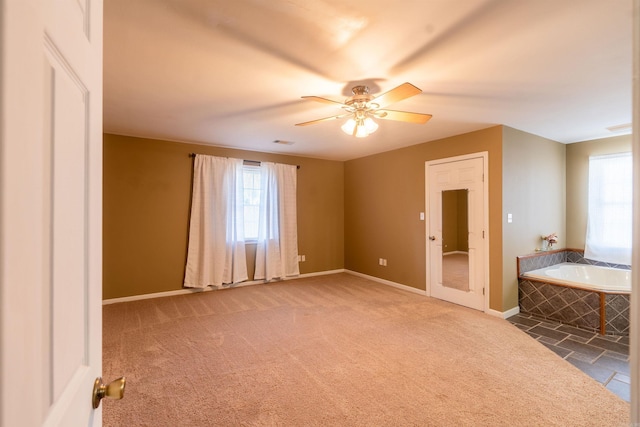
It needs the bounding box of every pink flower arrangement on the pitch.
[542,233,558,249]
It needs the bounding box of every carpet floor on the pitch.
[103,273,629,426]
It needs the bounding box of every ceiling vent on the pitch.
[606,123,632,133]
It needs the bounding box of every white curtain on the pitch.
[584,152,632,265]
[255,162,300,281]
[184,155,248,288]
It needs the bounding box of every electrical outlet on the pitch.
[301,255,306,262]
[379,258,387,266]
[298,255,306,262]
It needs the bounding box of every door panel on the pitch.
[427,156,486,311]
[48,43,90,403]
[0,0,103,426]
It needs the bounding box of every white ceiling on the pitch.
[104,0,633,161]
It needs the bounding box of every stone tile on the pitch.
[525,331,541,340]
[538,335,560,345]
[519,280,536,295]
[557,338,605,362]
[508,315,541,328]
[566,335,589,344]
[572,296,600,316]
[529,325,569,341]
[512,323,531,331]
[540,342,572,359]
[606,314,630,336]
[578,312,601,331]
[519,297,535,313]
[613,373,630,384]
[538,319,563,330]
[606,379,630,402]
[569,350,601,364]
[548,294,568,312]
[604,350,629,362]
[607,295,630,313]
[539,284,560,299]
[598,334,622,342]
[556,324,598,340]
[588,337,629,356]
[558,287,580,304]
[567,356,615,384]
[537,301,556,317]
[619,336,629,345]
[594,355,630,376]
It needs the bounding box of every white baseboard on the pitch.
[488,305,520,319]
[298,269,346,277]
[103,269,521,321]
[346,270,521,319]
[344,270,427,296]
[102,269,347,305]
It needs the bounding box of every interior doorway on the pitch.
[426,153,488,311]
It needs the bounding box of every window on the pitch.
[242,166,262,240]
[185,155,299,288]
[585,152,632,265]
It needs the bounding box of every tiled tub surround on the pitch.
[517,249,630,336]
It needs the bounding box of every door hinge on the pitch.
[482,287,485,295]
[482,230,485,238]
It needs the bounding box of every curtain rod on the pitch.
[188,153,300,169]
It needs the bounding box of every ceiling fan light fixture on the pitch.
[341,118,357,135]
[355,122,369,138]
[363,117,378,134]
[341,116,378,138]
[297,82,431,136]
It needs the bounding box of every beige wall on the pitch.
[103,134,344,299]
[566,134,632,249]
[501,127,566,310]
[344,126,504,311]
[104,125,595,313]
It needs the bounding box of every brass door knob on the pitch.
[429,236,436,241]
[92,376,126,409]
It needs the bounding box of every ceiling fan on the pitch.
[295,82,432,138]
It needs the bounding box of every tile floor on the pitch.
[507,313,630,402]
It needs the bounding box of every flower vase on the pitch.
[542,240,549,251]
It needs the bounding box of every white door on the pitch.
[426,154,487,311]
[0,1,104,426]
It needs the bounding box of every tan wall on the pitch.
[344,126,504,311]
[566,135,632,249]
[501,127,566,311]
[103,134,344,299]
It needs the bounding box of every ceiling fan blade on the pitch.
[301,95,345,106]
[375,109,432,124]
[295,113,350,126]
[371,82,422,108]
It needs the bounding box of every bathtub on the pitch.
[518,262,631,336]
[523,262,631,293]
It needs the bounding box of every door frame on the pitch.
[425,152,490,313]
